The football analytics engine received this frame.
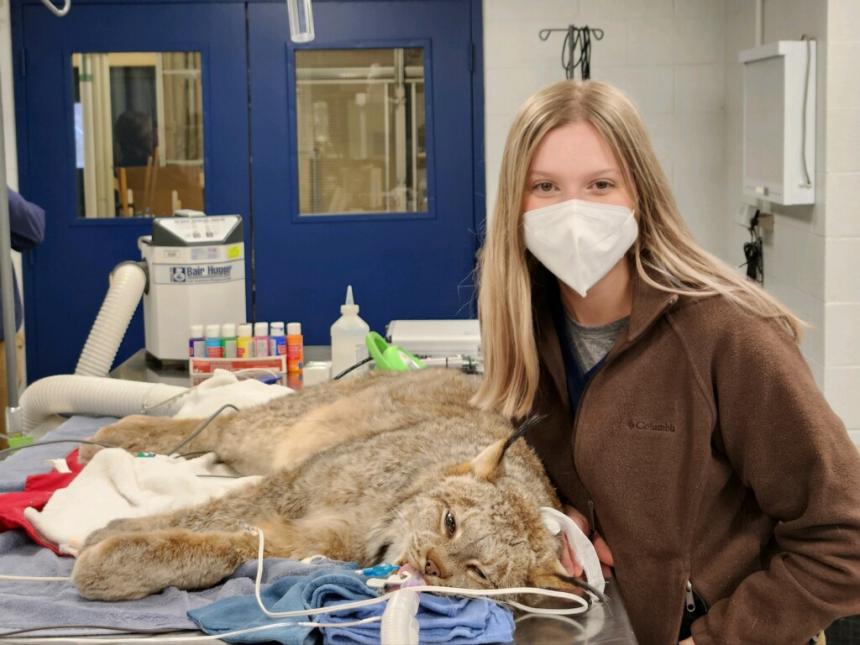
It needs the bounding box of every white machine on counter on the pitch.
[385,319,482,371]
[386,319,480,357]
[139,212,246,362]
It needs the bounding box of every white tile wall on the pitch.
[674,64,725,113]
[829,0,860,44]
[825,366,860,429]
[824,237,860,302]
[721,0,860,441]
[482,0,727,255]
[671,111,726,253]
[825,173,860,237]
[827,42,860,110]
[825,303,860,367]
[825,109,860,173]
[826,0,860,440]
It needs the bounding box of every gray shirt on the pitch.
[564,313,630,374]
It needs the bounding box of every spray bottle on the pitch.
[330,285,370,378]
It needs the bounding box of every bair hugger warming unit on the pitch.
[138,211,246,363]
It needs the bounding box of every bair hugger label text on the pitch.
[153,260,244,285]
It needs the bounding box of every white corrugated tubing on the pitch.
[75,262,147,377]
[20,262,188,432]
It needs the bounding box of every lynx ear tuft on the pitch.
[447,419,538,479]
[444,438,506,479]
[469,438,507,480]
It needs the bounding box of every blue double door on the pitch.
[15,0,483,380]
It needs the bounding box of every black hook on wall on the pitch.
[539,25,605,80]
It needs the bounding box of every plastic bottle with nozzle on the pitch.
[330,285,370,378]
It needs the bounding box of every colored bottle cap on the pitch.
[287,322,302,335]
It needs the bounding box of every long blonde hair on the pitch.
[473,80,803,419]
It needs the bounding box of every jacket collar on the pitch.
[534,266,679,405]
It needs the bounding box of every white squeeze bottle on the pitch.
[330,285,370,378]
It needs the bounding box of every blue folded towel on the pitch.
[188,565,515,644]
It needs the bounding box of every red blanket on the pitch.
[0,450,83,554]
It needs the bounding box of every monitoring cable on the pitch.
[166,403,238,455]
[332,356,373,380]
[0,626,185,638]
[0,439,115,460]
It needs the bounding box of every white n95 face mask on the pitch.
[523,198,638,297]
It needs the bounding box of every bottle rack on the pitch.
[188,355,287,387]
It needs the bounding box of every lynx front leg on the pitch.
[79,415,218,462]
[82,513,180,550]
[72,528,259,601]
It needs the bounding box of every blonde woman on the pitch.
[474,80,860,644]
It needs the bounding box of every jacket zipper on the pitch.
[684,580,696,612]
[572,377,599,532]
[685,579,709,612]
[570,294,679,541]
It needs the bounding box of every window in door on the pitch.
[71,51,205,218]
[295,47,426,215]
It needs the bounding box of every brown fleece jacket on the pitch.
[525,270,860,645]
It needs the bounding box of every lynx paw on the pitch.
[73,535,163,600]
[82,517,151,549]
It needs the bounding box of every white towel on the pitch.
[24,448,261,555]
[174,368,293,419]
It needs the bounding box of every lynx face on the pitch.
[383,474,563,591]
[364,433,569,593]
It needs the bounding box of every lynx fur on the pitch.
[72,369,570,601]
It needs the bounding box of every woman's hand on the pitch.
[561,505,615,578]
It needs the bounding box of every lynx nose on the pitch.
[423,556,441,578]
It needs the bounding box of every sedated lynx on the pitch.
[72,368,576,601]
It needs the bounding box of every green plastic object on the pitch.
[7,434,33,449]
[366,331,425,372]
